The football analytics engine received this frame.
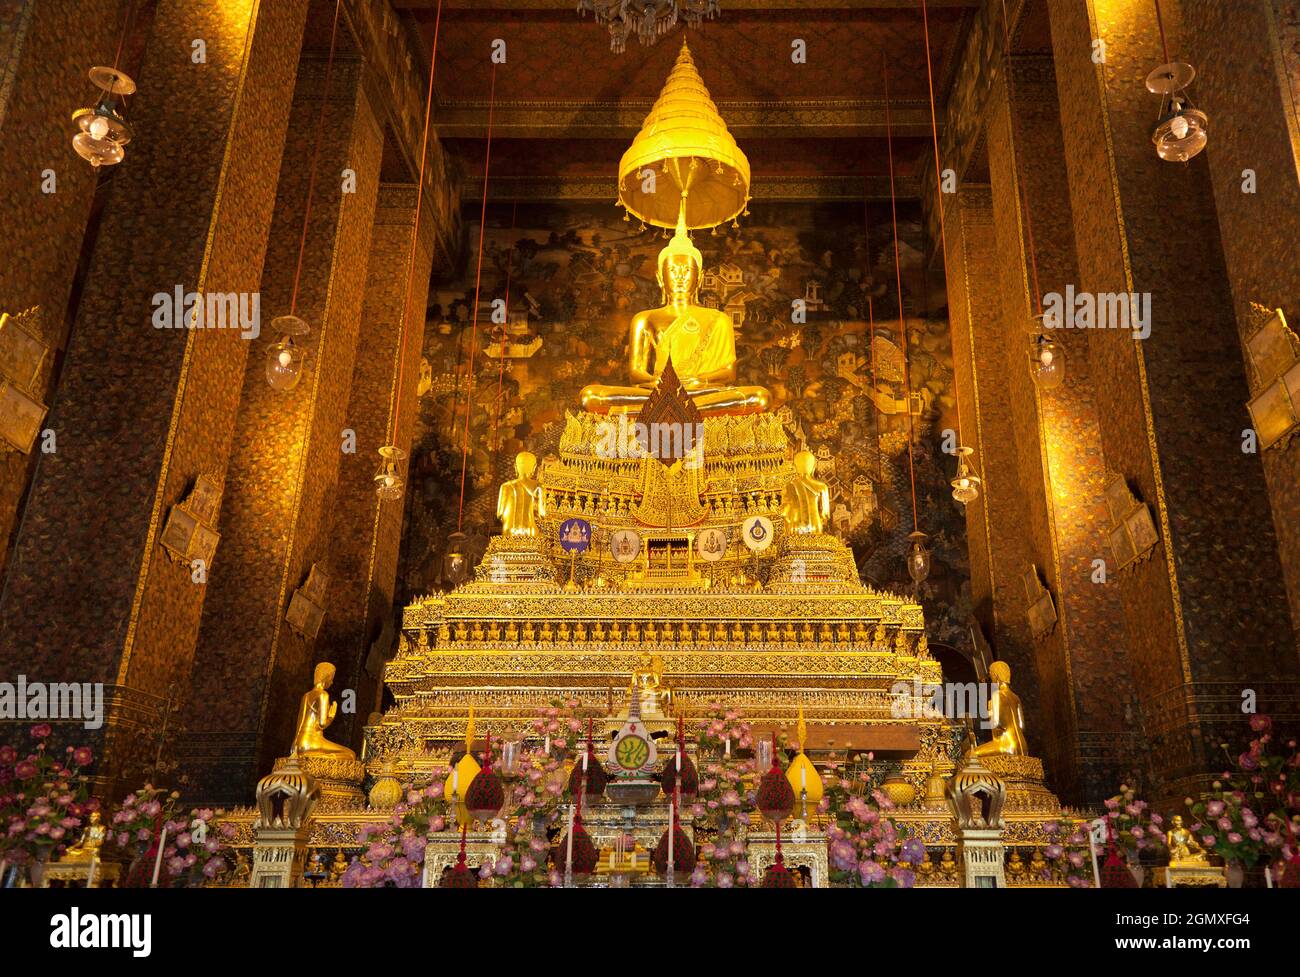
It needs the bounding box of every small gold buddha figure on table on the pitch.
[630,652,672,718]
[496,451,545,536]
[969,660,1028,757]
[61,811,106,862]
[1166,815,1211,866]
[580,211,769,417]
[781,449,831,535]
[290,662,356,761]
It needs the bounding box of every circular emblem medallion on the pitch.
[742,515,775,552]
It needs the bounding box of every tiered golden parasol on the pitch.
[618,41,751,230]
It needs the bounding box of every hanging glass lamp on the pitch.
[71,67,136,168]
[266,315,310,391]
[373,445,407,501]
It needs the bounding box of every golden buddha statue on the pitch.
[1166,815,1210,866]
[61,811,106,862]
[580,210,769,417]
[969,660,1028,758]
[496,450,545,536]
[290,662,357,761]
[629,651,672,718]
[781,449,831,534]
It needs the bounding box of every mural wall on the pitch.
[398,199,974,650]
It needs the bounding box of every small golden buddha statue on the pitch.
[1166,815,1210,866]
[329,850,350,885]
[290,662,357,761]
[62,811,106,862]
[629,652,672,718]
[496,451,545,537]
[781,449,831,535]
[579,210,769,417]
[1028,848,1048,876]
[1006,849,1026,880]
[969,660,1028,757]
[938,848,958,878]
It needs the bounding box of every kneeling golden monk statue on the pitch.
[290,662,356,761]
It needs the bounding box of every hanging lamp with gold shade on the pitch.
[617,41,750,232]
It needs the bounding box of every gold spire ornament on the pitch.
[444,709,481,828]
[618,42,750,231]
[785,707,823,816]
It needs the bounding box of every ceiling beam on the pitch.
[394,1,978,9]
[435,99,934,139]
[465,173,922,202]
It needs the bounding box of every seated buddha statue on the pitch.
[496,450,545,537]
[580,212,769,416]
[61,811,106,862]
[969,660,1028,758]
[1165,815,1211,866]
[781,449,831,534]
[290,662,357,761]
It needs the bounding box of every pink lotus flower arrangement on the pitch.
[822,763,920,888]
[528,698,588,760]
[160,808,231,885]
[1184,717,1298,873]
[1100,784,1166,861]
[690,703,754,887]
[0,725,95,876]
[342,775,452,888]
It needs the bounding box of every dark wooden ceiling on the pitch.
[394,0,981,200]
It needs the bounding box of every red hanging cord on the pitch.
[456,63,498,531]
[1153,0,1172,66]
[288,0,344,318]
[998,0,1046,315]
[863,207,885,522]
[112,0,136,73]
[920,0,962,444]
[489,199,520,456]
[883,54,920,534]
[388,0,445,450]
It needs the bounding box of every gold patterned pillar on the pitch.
[1048,0,1300,804]
[943,184,1079,796]
[1178,0,1300,643]
[985,51,1143,802]
[182,29,385,801]
[0,0,309,798]
[0,0,131,579]
[318,181,438,740]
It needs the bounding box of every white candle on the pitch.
[150,827,168,887]
[565,804,575,882]
[724,737,730,757]
[1265,865,1274,888]
[544,735,551,755]
[86,853,97,890]
[668,801,675,871]
[582,746,589,772]
[801,765,806,790]
[675,747,681,772]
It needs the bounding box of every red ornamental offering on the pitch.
[442,827,479,888]
[441,860,478,889]
[660,752,698,798]
[762,859,797,888]
[757,735,795,821]
[1099,847,1137,888]
[553,817,600,875]
[1277,853,1300,888]
[465,735,505,822]
[568,751,608,799]
[652,825,696,875]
